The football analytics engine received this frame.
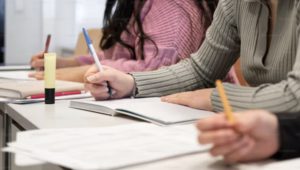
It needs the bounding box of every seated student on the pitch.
[196,110,300,163]
[84,0,300,113]
[31,0,238,83]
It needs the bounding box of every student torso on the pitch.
[236,0,297,86]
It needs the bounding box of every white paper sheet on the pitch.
[0,71,34,80]
[0,65,31,71]
[4,123,210,170]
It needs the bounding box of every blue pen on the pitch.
[83,28,113,97]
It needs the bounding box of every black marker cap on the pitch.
[45,88,55,104]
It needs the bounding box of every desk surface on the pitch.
[4,99,294,170]
[6,99,136,130]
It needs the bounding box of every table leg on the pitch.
[4,114,12,170]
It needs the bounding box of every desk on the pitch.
[0,99,288,170]
[2,100,136,170]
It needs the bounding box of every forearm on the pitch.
[132,41,239,98]
[100,45,183,73]
[211,77,300,113]
[57,57,81,68]
[132,59,203,97]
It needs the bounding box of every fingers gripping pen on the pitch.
[83,28,113,98]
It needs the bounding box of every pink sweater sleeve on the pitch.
[100,46,179,72]
[98,0,205,73]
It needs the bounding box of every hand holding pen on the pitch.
[82,28,140,100]
[82,28,113,99]
[84,65,136,100]
[30,34,51,70]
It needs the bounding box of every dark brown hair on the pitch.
[100,0,219,60]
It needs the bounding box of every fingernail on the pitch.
[111,90,117,95]
[87,75,96,82]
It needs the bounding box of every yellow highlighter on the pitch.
[44,53,56,104]
[215,80,235,124]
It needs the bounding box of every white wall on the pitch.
[5,0,105,64]
[5,0,43,64]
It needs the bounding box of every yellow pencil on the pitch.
[215,80,235,124]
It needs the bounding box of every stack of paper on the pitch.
[3,123,210,170]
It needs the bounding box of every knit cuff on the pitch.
[211,83,254,112]
[271,113,300,160]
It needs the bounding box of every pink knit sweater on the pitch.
[78,0,205,72]
[77,0,239,83]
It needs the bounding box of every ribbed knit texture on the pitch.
[132,0,300,113]
[77,0,205,72]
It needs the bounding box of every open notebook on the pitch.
[3,123,210,170]
[70,97,214,126]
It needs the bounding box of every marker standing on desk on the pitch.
[44,53,56,104]
[82,28,113,97]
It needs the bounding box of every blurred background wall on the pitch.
[5,0,105,64]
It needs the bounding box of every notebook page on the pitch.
[116,98,214,125]
[71,98,162,110]
[6,123,210,170]
[70,98,214,125]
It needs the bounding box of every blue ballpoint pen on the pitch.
[83,28,113,97]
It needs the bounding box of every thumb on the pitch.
[233,112,257,133]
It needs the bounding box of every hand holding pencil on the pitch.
[196,80,280,163]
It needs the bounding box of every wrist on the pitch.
[207,89,213,111]
[126,73,136,98]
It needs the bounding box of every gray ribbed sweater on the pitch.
[131,0,300,113]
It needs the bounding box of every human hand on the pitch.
[28,65,91,82]
[30,52,45,70]
[161,89,213,111]
[30,52,80,69]
[197,110,279,163]
[84,65,135,100]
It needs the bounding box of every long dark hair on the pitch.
[195,0,219,30]
[100,0,219,60]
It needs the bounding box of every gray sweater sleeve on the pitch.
[212,1,300,113]
[131,0,240,97]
